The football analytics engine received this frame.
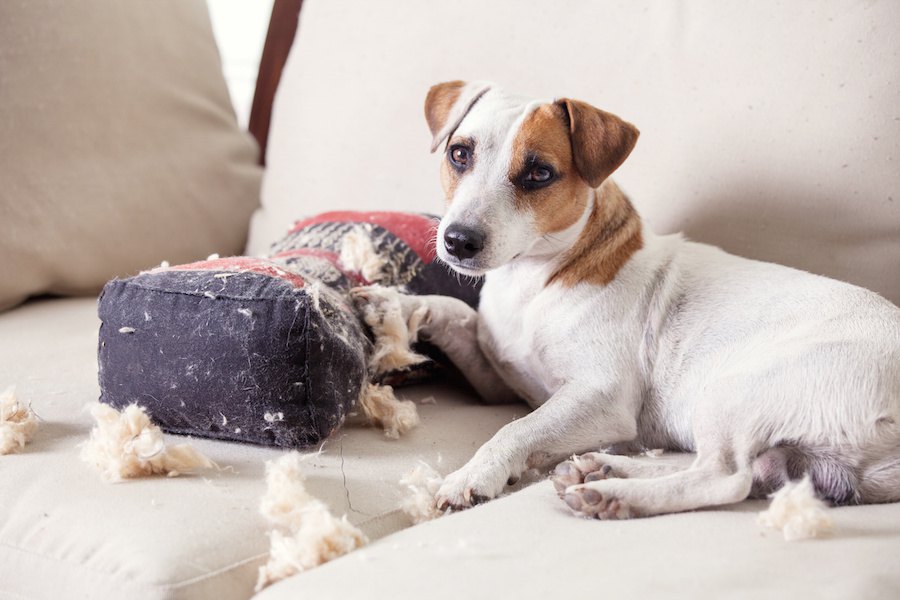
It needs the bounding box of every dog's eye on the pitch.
[526,167,553,183]
[522,165,556,189]
[449,145,470,168]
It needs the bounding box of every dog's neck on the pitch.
[545,180,644,287]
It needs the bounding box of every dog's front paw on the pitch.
[434,463,509,511]
[350,285,429,374]
[563,484,633,520]
[551,452,622,497]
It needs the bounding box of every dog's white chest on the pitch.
[477,268,566,405]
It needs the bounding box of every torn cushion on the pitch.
[97,211,482,448]
[273,210,480,385]
[98,257,369,447]
[271,210,481,307]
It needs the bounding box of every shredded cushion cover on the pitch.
[97,211,480,447]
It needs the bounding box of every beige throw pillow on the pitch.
[0,0,263,312]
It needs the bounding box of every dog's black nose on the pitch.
[443,225,485,260]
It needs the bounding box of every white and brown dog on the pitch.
[354,81,900,518]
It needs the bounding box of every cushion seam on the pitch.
[112,279,307,303]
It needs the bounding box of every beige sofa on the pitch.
[2,1,898,599]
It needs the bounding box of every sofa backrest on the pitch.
[249,0,900,305]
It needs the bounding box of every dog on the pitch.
[353,80,900,519]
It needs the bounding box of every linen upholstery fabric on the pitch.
[0,298,525,600]
[0,0,263,312]
[249,0,900,307]
[254,480,900,600]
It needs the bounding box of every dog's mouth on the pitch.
[440,256,488,277]
[438,248,528,277]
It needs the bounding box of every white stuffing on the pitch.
[80,403,215,482]
[207,253,220,261]
[339,227,388,284]
[359,383,420,440]
[160,260,170,268]
[256,452,367,591]
[359,292,429,375]
[758,475,834,541]
[308,280,322,311]
[118,327,136,334]
[237,308,253,317]
[0,387,39,455]
[399,462,445,523]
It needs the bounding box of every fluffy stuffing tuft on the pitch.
[80,403,214,482]
[357,289,429,375]
[359,383,420,439]
[400,462,446,523]
[339,227,389,284]
[0,387,39,454]
[758,475,834,541]
[256,452,367,590]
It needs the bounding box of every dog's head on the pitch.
[425,81,639,276]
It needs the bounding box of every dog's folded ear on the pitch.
[425,80,492,153]
[554,99,640,188]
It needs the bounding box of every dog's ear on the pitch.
[425,80,492,153]
[554,98,640,187]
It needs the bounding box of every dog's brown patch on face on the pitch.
[547,180,643,287]
[508,104,591,234]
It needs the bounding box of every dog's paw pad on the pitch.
[584,464,614,482]
[551,460,583,495]
[563,486,632,520]
[551,454,621,497]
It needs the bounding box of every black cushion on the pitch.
[97,211,482,448]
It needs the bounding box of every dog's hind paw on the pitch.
[563,485,633,520]
[551,452,621,497]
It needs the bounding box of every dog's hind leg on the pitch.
[351,286,518,404]
[859,454,900,504]
[562,447,754,518]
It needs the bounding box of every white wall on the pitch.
[206,0,275,128]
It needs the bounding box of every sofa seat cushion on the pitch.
[253,479,900,600]
[0,298,525,600]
